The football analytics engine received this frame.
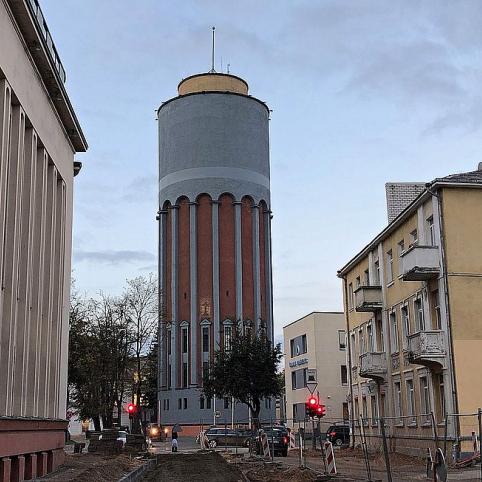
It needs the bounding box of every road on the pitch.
[141,452,244,481]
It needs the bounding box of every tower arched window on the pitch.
[200,319,211,354]
[223,319,233,351]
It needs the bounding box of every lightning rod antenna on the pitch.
[210,26,216,73]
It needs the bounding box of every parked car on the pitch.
[326,425,350,446]
[117,430,128,447]
[257,427,289,457]
[204,427,252,448]
[146,424,162,444]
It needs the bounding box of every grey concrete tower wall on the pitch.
[158,92,271,206]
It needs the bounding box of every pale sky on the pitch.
[41,0,482,343]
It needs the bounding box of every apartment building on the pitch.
[284,312,348,428]
[337,165,482,454]
[0,0,86,480]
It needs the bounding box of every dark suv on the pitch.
[326,425,350,446]
[204,427,252,448]
[257,426,289,457]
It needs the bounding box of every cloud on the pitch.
[74,249,155,265]
[121,176,157,203]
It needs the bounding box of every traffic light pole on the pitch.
[312,418,316,450]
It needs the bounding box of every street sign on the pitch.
[306,369,317,394]
[215,410,221,418]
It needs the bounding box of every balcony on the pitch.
[400,245,440,281]
[354,286,383,312]
[359,352,387,381]
[408,330,445,370]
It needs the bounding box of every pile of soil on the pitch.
[40,453,145,481]
[243,463,318,482]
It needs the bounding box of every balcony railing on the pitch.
[408,330,445,369]
[359,352,387,381]
[400,245,440,281]
[354,286,383,312]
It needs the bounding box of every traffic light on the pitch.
[305,396,326,419]
[127,403,137,419]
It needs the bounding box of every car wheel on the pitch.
[334,438,343,447]
[208,439,217,448]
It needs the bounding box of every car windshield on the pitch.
[263,428,287,436]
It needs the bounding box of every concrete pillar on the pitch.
[24,453,37,480]
[0,458,11,482]
[234,201,243,324]
[3,105,26,415]
[252,205,261,331]
[11,455,25,482]
[211,200,220,348]
[170,205,179,387]
[189,202,198,386]
[36,453,47,478]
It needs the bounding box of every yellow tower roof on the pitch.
[178,72,249,96]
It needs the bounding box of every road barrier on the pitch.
[323,441,337,475]
[260,432,270,459]
[198,430,210,449]
[289,430,296,449]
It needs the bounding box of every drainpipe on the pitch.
[341,274,356,448]
[427,184,460,442]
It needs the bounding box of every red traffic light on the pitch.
[127,403,137,414]
[308,396,317,405]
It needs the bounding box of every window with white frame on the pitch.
[341,365,348,385]
[401,305,410,341]
[370,395,378,425]
[390,311,399,353]
[394,381,402,420]
[356,276,361,288]
[426,216,435,246]
[374,259,380,285]
[376,317,384,351]
[397,240,405,275]
[224,323,232,351]
[351,332,357,365]
[438,374,446,422]
[414,297,425,331]
[386,250,393,283]
[202,326,210,353]
[420,376,431,422]
[406,379,416,422]
[367,323,374,352]
[410,229,418,246]
[364,269,370,286]
[182,326,189,354]
[338,330,346,350]
[431,289,442,330]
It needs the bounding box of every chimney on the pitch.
[385,183,426,223]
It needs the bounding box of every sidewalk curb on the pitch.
[117,458,156,482]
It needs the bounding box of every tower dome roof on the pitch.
[178,72,249,96]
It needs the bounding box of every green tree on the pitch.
[202,328,283,428]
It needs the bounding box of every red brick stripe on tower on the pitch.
[241,196,254,324]
[196,194,213,384]
[259,201,267,324]
[218,194,236,334]
[165,204,172,322]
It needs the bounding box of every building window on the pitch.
[202,361,210,381]
[414,297,425,331]
[438,374,446,423]
[401,305,410,341]
[290,339,295,358]
[301,334,307,353]
[406,379,415,423]
[224,397,230,409]
[202,326,209,353]
[178,398,182,410]
[182,362,188,388]
[224,325,232,351]
[367,324,374,352]
[426,216,435,246]
[182,327,188,354]
[374,259,380,285]
[200,396,205,409]
[410,229,418,246]
[362,397,368,425]
[354,397,359,418]
[358,328,365,355]
[390,312,399,353]
[348,283,354,310]
[338,330,346,350]
[431,289,441,330]
[265,398,271,409]
[341,365,348,385]
[370,395,378,426]
[206,397,212,409]
[291,371,296,390]
[420,376,431,422]
[167,364,172,389]
[356,276,361,288]
[386,250,393,283]
[183,398,188,409]
[376,318,384,351]
[351,333,357,365]
[167,329,172,355]
[364,269,370,286]
[394,381,402,420]
[343,402,349,420]
[397,240,405,275]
